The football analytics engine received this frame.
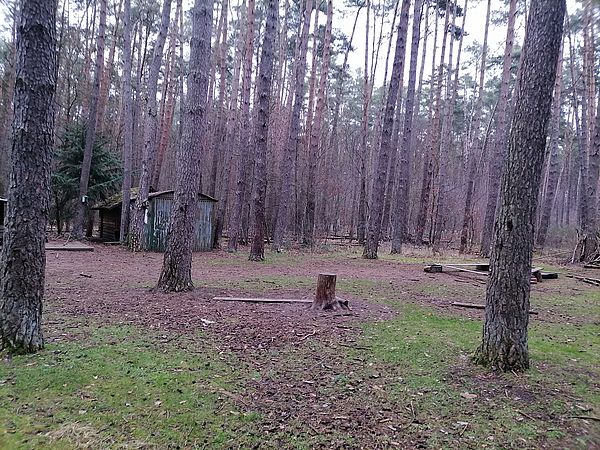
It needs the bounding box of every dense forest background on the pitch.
[0,0,597,257]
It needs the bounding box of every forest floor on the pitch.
[1,239,599,449]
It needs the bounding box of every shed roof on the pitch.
[92,189,217,210]
[0,198,7,203]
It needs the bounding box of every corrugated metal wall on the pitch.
[144,193,215,252]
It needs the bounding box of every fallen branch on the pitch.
[451,302,538,315]
[568,416,600,422]
[213,296,312,304]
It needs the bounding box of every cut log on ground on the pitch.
[213,297,312,303]
[312,273,350,311]
[451,302,538,315]
[566,275,600,287]
[46,243,94,252]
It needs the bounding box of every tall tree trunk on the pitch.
[474,0,565,372]
[321,5,362,237]
[363,0,410,259]
[72,0,107,239]
[156,0,213,291]
[228,0,256,252]
[152,0,181,190]
[391,0,423,254]
[415,2,450,242]
[129,0,173,252]
[214,3,244,249]
[357,0,371,245]
[119,0,134,244]
[0,0,57,353]
[459,0,491,253]
[536,43,564,249]
[271,0,314,251]
[303,0,334,248]
[479,0,518,256]
[97,0,123,133]
[249,0,279,261]
[432,0,465,251]
[578,0,598,262]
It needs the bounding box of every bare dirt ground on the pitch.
[39,239,599,449]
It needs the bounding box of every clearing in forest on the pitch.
[0,241,598,449]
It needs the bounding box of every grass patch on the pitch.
[0,325,265,449]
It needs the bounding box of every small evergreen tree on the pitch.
[51,124,121,235]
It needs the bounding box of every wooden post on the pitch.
[312,273,349,311]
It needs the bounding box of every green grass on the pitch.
[349,304,599,449]
[0,326,265,449]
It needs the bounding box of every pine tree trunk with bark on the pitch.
[303,0,334,248]
[364,0,410,259]
[249,0,278,261]
[272,0,313,251]
[474,0,565,372]
[228,0,256,252]
[119,0,134,244]
[0,0,57,353]
[480,0,518,256]
[129,0,173,252]
[459,0,491,254]
[536,45,564,249]
[391,0,423,254]
[72,0,106,239]
[357,0,371,245]
[156,0,213,291]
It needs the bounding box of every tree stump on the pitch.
[311,273,350,311]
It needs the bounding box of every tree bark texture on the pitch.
[364,0,410,259]
[475,0,565,372]
[249,0,278,261]
[156,0,213,292]
[0,0,57,352]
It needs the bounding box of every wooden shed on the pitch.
[0,197,6,245]
[92,190,217,251]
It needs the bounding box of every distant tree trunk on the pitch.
[459,0,491,254]
[578,1,598,262]
[271,0,314,251]
[357,0,371,245]
[129,0,173,252]
[97,0,123,133]
[0,0,57,353]
[364,0,410,259]
[432,0,465,251]
[415,3,450,243]
[72,0,106,239]
[303,0,334,248]
[536,44,564,249]
[152,1,180,191]
[119,0,134,244]
[214,4,244,249]
[156,0,213,291]
[391,0,423,254]
[480,0,518,256]
[318,4,363,236]
[249,0,278,261]
[228,0,256,252]
[208,0,229,199]
[474,0,565,372]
